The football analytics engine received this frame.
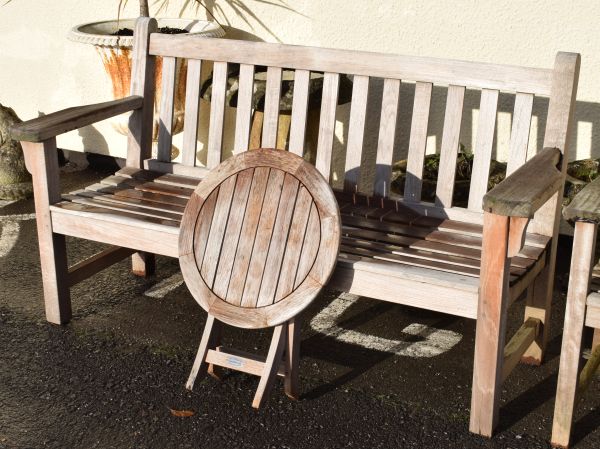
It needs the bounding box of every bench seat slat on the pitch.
[71,189,185,215]
[63,194,182,222]
[87,184,189,208]
[55,167,549,310]
[342,234,531,276]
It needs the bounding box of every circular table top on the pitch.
[179,148,341,329]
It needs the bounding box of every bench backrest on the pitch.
[127,18,579,233]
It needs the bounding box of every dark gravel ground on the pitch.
[0,166,599,449]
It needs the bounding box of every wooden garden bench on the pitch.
[11,17,580,437]
[179,148,340,408]
[551,180,600,448]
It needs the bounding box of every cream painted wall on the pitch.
[1,0,599,167]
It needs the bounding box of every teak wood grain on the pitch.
[13,18,580,436]
[179,148,340,329]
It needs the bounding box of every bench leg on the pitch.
[186,314,221,390]
[131,252,155,277]
[551,221,596,448]
[470,212,510,437]
[284,318,300,400]
[252,324,287,409]
[520,264,552,365]
[22,139,72,325]
[592,328,600,352]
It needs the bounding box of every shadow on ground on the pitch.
[0,167,599,449]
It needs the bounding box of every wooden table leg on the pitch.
[284,318,300,400]
[186,314,221,390]
[252,324,286,408]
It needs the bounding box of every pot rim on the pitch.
[68,18,225,48]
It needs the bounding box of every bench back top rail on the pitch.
[127,18,579,231]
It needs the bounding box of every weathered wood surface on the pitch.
[563,176,600,223]
[470,212,511,437]
[127,17,157,169]
[179,148,340,329]
[21,139,71,324]
[523,53,580,368]
[17,19,581,437]
[482,147,563,217]
[435,85,465,207]
[150,34,554,95]
[68,246,136,287]
[181,58,202,165]
[11,96,143,143]
[552,221,597,448]
[157,56,177,162]
[52,168,550,308]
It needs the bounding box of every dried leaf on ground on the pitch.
[169,407,195,417]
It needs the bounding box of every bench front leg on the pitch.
[22,139,71,324]
[469,212,511,436]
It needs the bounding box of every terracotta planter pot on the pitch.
[69,18,225,140]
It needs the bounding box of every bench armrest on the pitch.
[10,96,143,143]
[482,147,563,218]
[563,176,600,223]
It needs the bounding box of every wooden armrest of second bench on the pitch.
[563,176,600,223]
[482,147,563,218]
[10,96,143,143]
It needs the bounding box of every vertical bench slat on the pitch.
[403,82,433,202]
[234,64,255,154]
[288,69,311,156]
[127,18,157,169]
[344,75,370,193]
[435,85,466,207]
[506,92,534,176]
[315,72,340,181]
[182,58,202,166]
[468,89,499,211]
[207,61,228,168]
[373,78,401,197]
[157,56,177,162]
[262,66,283,148]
